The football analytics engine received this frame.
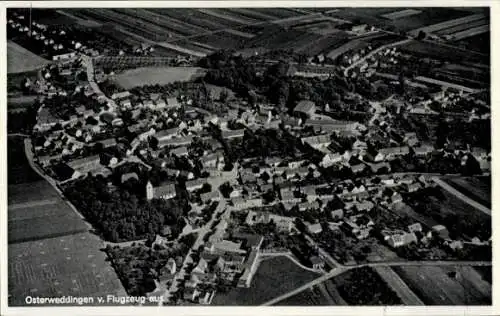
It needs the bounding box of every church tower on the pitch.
[146,181,154,200]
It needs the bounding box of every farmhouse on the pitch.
[186,179,206,192]
[387,232,418,248]
[67,155,101,174]
[111,91,131,100]
[301,134,331,150]
[121,172,139,183]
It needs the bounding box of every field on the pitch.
[113,67,207,89]
[410,13,486,36]
[373,266,424,305]
[399,40,488,65]
[444,176,491,208]
[327,7,470,32]
[8,232,126,306]
[453,32,490,54]
[7,41,50,74]
[381,9,423,21]
[7,136,41,185]
[392,266,491,305]
[212,255,320,305]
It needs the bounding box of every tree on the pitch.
[417,31,427,40]
[219,182,233,198]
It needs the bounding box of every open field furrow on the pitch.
[198,9,250,26]
[450,25,490,41]
[436,19,488,36]
[410,13,486,36]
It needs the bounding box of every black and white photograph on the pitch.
[3,2,493,313]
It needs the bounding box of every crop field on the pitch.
[374,266,424,305]
[410,13,486,36]
[326,39,368,60]
[113,66,207,89]
[451,25,490,41]
[381,9,422,21]
[399,40,488,65]
[9,212,89,244]
[392,266,491,305]
[7,41,50,74]
[29,9,80,26]
[212,255,320,305]
[7,137,41,185]
[243,28,326,54]
[8,232,126,306]
[444,176,491,208]
[276,278,347,306]
[453,31,490,54]
[184,31,249,50]
[328,8,471,33]
[434,19,488,36]
[8,181,59,205]
[276,287,330,305]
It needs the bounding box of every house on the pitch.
[170,146,188,157]
[432,225,450,240]
[351,163,366,174]
[391,193,403,204]
[408,223,423,233]
[321,153,343,167]
[166,97,180,108]
[186,179,206,192]
[146,181,177,200]
[413,144,435,157]
[154,128,178,141]
[193,258,209,274]
[121,172,139,183]
[245,210,294,232]
[406,182,421,193]
[310,256,325,270]
[376,146,410,161]
[67,155,101,174]
[307,222,323,234]
[222,129,245,140]
[201,191,221,203]
[209,240,247,255]
[98,138,117,148]
[237,249,260,288]
[158,136,193,148]
[354,201,374,212]
[231,197,263,209]
[304,119,359,134]
[110,91,131,100]
[387,232,418,248]
[331,209,344,221]
[301,134,331,150]
[293,100,316,117]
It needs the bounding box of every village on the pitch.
[8,7,491,306]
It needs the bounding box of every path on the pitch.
[432,177,491,216]
[259,252,322,274]
[81,56,118,112]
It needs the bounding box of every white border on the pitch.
[1,1,498,316]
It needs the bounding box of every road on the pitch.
[432,177,491,216]
[164,195,227,303]
[81,56,118,112]
[343,38,413,76]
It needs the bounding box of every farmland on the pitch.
[212,255,320,305]
[399,40,489,65]
[276,279,347,306]
[7,136,41,185]
[444,176,491,208]
[327,7,470,32]
[8,232,126,306]
[7,41,50,74]
[409,13,486,36]
[392,266,491,305]
[113,67,207,89]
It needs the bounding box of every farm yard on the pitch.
[212,255,320,305]
[392,266,491,305]
[112,67,207,89]
[8,232,126,306]
[7,41,50,74]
